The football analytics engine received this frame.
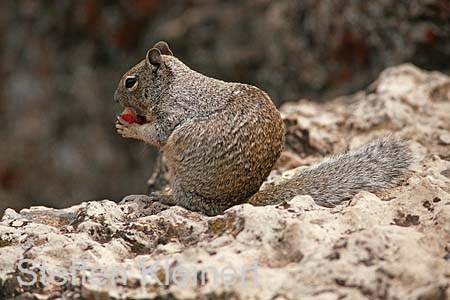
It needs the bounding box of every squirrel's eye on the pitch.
[125,76,137,89]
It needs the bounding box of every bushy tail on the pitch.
[249,137,413,207]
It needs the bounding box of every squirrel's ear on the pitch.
[145,48,163,70]
[153,41,173,56]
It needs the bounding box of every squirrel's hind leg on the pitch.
[170,184,226,216]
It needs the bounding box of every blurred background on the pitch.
[0,0,449,214]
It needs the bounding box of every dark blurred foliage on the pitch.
[0,0,449,213]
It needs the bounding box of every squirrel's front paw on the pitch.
[116,116,142,139]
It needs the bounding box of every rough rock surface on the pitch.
[1,65,449,299]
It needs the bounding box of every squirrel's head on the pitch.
[114,41,174,119]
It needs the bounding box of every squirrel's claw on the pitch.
[116,116,128,125]
[116,116,141,139]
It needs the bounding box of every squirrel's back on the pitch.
[163,82,285,214]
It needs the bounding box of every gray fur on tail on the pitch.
[250,136,413,207]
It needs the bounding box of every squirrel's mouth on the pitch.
[135,113,147,124]
[134,110,147,123]
[138,114,147,123]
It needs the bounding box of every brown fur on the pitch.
[115,41,412,216]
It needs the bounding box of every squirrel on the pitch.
[114,41,412,216]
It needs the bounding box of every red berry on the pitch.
[121,112,136,123]
[118,108,144,124]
